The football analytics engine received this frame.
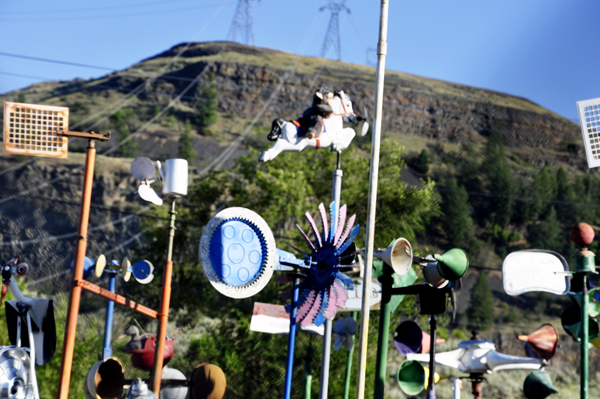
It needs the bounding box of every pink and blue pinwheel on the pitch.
[285,202,359,327]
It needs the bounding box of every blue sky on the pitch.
[0,1,598,122]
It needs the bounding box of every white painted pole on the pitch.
[320,164,343,398]
[453,378,462,399]
[356,1,389,398]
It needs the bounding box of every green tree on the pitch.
[415,148,430,174]
[467,272,495,331]
[456,143,481,194]
[178,119,197,162]
[528,206,563,252]
[481,127,515,226]
[512,179,532,224]
[528,167,556,220]
[555,167,577,225]
[196,73,218,131]
[440,178,473,247]
[112,108,139,157]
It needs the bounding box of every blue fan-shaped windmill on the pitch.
[284,202,359,327]
[200,202,359,399]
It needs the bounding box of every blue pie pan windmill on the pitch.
[200,202,358,398]
[282,202,359,328]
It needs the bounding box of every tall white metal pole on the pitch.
[356,1,389,398]
[320,162,343,399]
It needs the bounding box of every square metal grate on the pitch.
[4,102,69,159]
[576,97,600,168]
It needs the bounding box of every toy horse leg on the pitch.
[259,138,313,162]
[331,127,356,152]
[260,123,320,162]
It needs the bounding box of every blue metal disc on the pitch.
[132,260,152,280]
[209,219,266,287]
[70,256,95,280]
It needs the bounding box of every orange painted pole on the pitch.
[57,140,96,399]
[151,198,178,395]
[77,279,159,319]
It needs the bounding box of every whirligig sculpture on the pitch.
[283,202,358,327]
[403,330,551,399]
[201,85,367,398]
[259,87,368,162]
[200,201,358,399]
[501,224,600,399]
[370,242,469,399]
[1,257,56,399]
[119,325,175,372]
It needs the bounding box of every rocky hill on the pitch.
[1,42,581,163]
[0,41,583,293]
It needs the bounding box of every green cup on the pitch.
[397,360,425,396]
[434,248,469,281]
[523,370,558,399]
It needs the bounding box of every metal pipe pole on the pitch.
[452,378,461,399]
[57,140,96,399]
[581,274,589,399]
[426,315,437,399]
[151,198,178,395]
[343,311,358,399]
[284,277,301,399]
[357,1,389,397]
[374,272,392,399]
[319,155,343,398]
[102,273,117,360]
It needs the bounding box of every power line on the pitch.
[102,69,208,156]
[0,189,203,226]
[2,67,580,148]
[1,48,578,130]
[1,0,199,15]
[0,214,137,248]
[0,2,232,22]
[200,11,327,174]
[0,70,59,82]
[27,229,148,287]
[70,4,229,134]
[0,52,116,71]
[436,186,600,208]
[3,61,578,136]
[0,2,231,206]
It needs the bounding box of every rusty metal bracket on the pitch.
[59,130,111,141]
[77,279,158,319]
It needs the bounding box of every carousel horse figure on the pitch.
[259,90,367,162]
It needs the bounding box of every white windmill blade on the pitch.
[485,351,544,372]
[361,106,369,136]
[131,157,156,180]
[138,184,163,206]
[406,348,464,370]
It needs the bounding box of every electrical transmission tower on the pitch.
[319,0,350,61]
[228,0,259,46]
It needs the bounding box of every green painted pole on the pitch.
[304,347,314,399]
[374,272,392,399]
[343,311,358,399]
[571,222,596,399]
[581,274,589,399]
